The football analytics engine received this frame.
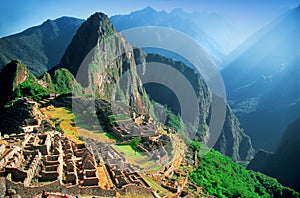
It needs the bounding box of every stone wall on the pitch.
[5,179,117,197]
[5,179,62,198]
[117,184,154,196]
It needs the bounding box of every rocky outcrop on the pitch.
[0,60,81,107]
[137,52,254,161]
[247,118,300,191]
[0,60,28,106]
[215,106,254,162]
[55,12,150,113]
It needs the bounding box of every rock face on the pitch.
[222,5,300,151]
[0,60,28,106]
[247,118,300,192]
[56,12,150,113]
[0,17,84,76]
[214,106,254,162]
[138,52,254,161]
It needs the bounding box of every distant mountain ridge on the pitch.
[0,17,84,76]
[222,5,300,151]
[110,6,244,67]
[0,6,246,75]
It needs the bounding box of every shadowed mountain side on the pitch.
[136,51,254,161]
[247,118,300,192]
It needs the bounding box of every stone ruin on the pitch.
[0,131,156,197]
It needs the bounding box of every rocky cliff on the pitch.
[54,12,150,113]
[136,52,254,161]
[247,118,300,191]
[0,60,29,106]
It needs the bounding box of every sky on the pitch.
[0,0,300,38]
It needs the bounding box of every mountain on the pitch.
[247,118,300,192]
[0,60,29,107]
[222,5,300,151]
[0,7,243,75]
[53,12,150,113]
[136,52,254,161]
[0,17,84,76]
[0,60,82,108]
[110,6,231,66]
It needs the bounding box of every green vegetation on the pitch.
[108,114,131,126]
[52,68,82,94]
[14,67,82,103]
[130,136,141,153]
[1,61,84,106]
[166,108,181,130]
[0,17,83,76]
[14,72,50,101]
[41,107,81,143]
[112,144,156,169]
[104,132,118,142]
[141,174,174,197]
[189,141,299,198]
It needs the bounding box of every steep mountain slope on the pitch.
[0,60,29,106]
[137,52,254,161]
[0,17,84,76]
[53,12,150,113]
[222,5,300,151]
[190,142,299,197]
[110,7,226,66]
[247,118,300,192]
[0,60,82,108]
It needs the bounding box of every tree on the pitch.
[130,137,141,154]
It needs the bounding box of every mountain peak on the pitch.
[142,6,156,12]
[54,16,84,26]
[171,8,185,15]
[59,12,116,78]
[88,12,109,22]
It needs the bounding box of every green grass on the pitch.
[104,132,118,141]
[112,144,156,169]
[113,144,146,161]
[41,106,81,142]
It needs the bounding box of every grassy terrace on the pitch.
[40,106,116,143]
[112,144,157,170]
[41,106,81,142]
